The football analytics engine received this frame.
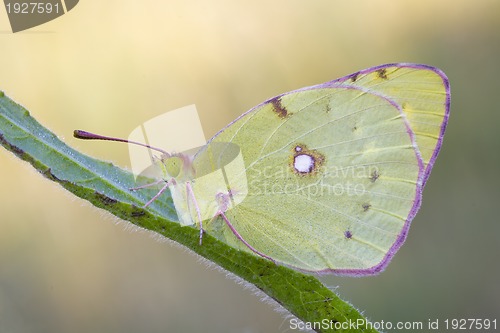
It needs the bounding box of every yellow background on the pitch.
[1,1,499,332]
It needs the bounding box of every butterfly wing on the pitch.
[196,64,449,275]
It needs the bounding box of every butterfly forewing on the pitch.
[337,64,450,185]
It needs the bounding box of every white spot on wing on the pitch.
[294,154,314,173]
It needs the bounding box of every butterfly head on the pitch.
[160,152,195,182]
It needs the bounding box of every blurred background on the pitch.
[1,1,499,332]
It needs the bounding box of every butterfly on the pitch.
[75,63,450,275]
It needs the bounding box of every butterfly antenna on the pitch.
[73,130,171,156]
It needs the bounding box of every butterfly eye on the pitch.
[164,156,183,178]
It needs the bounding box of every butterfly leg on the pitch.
[129,178,165,191]
[142,179,175,208]
[185,182,204,245]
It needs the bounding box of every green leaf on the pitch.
[0,90,379,333]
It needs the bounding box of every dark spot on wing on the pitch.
[362,203,371,211]
[270,97,288,119]
[326,104,331,113]
[370,170,380,182]
[349,72,360,82]
[376,69,388,80]
[344,230,353,239]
